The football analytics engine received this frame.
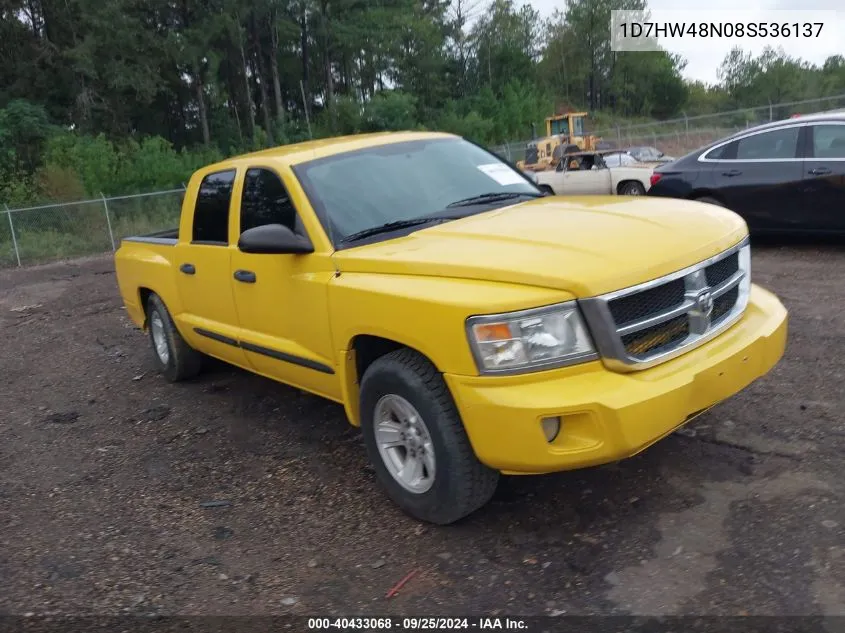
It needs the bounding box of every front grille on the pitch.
[705,252,739,287]
[608,279,685,327]
[712,286,739,323]
[578,240,751,371]
[622,315,690,358]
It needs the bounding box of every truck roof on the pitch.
[205,130,458,170]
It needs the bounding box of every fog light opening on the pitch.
[541,416,561,443]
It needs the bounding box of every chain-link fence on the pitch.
[493,93,845,164]
[4,93,845,269]
[1,189,184,269]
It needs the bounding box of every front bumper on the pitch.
[444,284,788,474]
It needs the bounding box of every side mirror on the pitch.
[556,161,565,172]
[238,223,314,255]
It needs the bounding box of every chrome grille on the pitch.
[705,252,739,287]
[621,314,689,357]
[711,286,739,323]
[578,238,751,372]
[608,278,686,327]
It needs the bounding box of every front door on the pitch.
[560,155,612,195]
[229,166,340,401]
[173,168,247,367]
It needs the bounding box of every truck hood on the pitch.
[332,196,748,297]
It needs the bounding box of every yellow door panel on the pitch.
[171,164,248,368]
[173,243,247,367]
[229,164,340,400]
[231,251,340,400]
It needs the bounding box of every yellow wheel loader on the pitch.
[517,111,603,172]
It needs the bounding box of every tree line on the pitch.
[2,0,845,205]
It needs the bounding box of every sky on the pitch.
[525,0,845,85]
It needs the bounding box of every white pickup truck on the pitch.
[534,150,656,196]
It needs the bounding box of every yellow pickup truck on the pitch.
[114,131,788,525]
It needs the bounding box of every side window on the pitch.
[811,125,845,159]
[192,170,236,244]
[704,143,733,161]
[240,167,298,234]
[735,127,799,160]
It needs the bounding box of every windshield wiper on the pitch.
[446,191,543,208]
[340,217,449,244]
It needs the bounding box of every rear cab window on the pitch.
[192,170,236,244]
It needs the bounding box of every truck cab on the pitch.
[117,157,341,401]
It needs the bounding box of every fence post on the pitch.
[4,204,21,267]
[101,192,116,252]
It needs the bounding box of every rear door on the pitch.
[801,122,845,233]
[707,124,804,232]
[173,169,247,367]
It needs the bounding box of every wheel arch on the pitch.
[137,287,187,341]
[616,179,646,195]
[138,287,155,328]
[688,188,726,204]
[339,334,444,428]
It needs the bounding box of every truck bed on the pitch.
[122,228,178,245]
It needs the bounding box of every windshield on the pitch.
[292,137,540,244]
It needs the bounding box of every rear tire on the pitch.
[359,349,499,525]
[145,293,202,382]
[619,181,646,196]
[539,184,555,196]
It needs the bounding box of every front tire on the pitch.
[359,349,499,525]
[145,293,202,382]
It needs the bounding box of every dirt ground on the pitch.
[1,243,844,618]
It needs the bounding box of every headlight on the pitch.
[466,302,598,374]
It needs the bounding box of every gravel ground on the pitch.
[0,243,844,618]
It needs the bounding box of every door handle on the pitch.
[234,270,257,283]
[179,263,196,275]
[809,166,831,176]
[722,169,742,177]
